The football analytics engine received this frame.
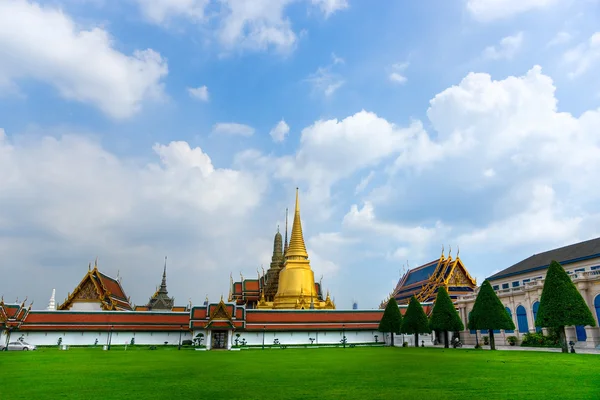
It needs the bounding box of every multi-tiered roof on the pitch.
[381,247,477,308]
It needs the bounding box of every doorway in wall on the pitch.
[212,331,228,349]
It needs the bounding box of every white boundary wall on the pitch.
[192,329,383,348]
[11,331,193,346]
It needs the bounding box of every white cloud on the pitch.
[342,201,443,249]
[389,62,409,84]
[134,0,348,53]
[331,52,345,65]
[547,31,572,47]
[212,123,255,137]
[457,184,583,250]
[467,0,558,21]
[0,0,168,119]
[188,85,209,101]
[306,66,345,97]
[269,119,290,142]
[482,32,524,60]
[311,0,349,18]
[134,0,209,24]
[354,171,375,194]
[563,32,600,78]
[0,128,268,305]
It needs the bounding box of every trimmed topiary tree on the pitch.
[468,280,515,350]
[429,286,464,348]
[535,260,596,353]
[401,296,431,347]
[378,297,402,346]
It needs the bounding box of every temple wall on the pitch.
[191,328,382,347]
[14,330,193,346]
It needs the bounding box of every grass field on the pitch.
[0,346,598,399]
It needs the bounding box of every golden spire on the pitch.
[284,208,289,254]
[286,188,308,260]
[456,245,460,258]
[441,244,444,258]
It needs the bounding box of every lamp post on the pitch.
[262,326,266,350]
[178,325,183,350]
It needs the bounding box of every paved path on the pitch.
[438,344,600,354]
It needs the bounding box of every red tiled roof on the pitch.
[245,310,383,324]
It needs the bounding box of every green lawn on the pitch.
[0,346,598,399]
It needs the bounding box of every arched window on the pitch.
[595,295,600,326]
[575,325,587,342]
[505,307,514,333]
[516,305,529,333]
[532,301,542,333]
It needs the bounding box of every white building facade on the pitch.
[456,238,600,348]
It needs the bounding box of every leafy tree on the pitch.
[401,296,431,347]
[535,260,596,353]
[468,280,514,350]
[429,287,464,348]
[378,297,402,346]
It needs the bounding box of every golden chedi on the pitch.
[271,188,335,310]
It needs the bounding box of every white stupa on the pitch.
[46,288,56,311]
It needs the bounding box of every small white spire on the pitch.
[46,288,56,311]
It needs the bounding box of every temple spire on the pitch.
[284,207,289,253]
[286,188,308,260]
[159,256,168,294]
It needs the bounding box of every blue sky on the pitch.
[1,0,600,309]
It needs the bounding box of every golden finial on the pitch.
[240,272,244,281]
[456,245,460,258]
[205,294,209,304]
[448,245,452,258]
[94,256,98,269]
[261,265,265,276]
[230,272,233,284]
[88,262,91,271]
[441,244,444,258]
[407,260,410,270]
[286,188,309,260]
[220,294,224,302]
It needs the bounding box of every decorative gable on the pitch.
[209,300,232,321]
[446,259,477,287]
[74,279,100,301]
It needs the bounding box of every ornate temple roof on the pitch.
[58,259,133,311]
[382,247,477,307]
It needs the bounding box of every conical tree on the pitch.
[468,280,514,350]
[535,260,596,353]
[378,297,402,346]
[429,287,464,348]
[401,296,431,347]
